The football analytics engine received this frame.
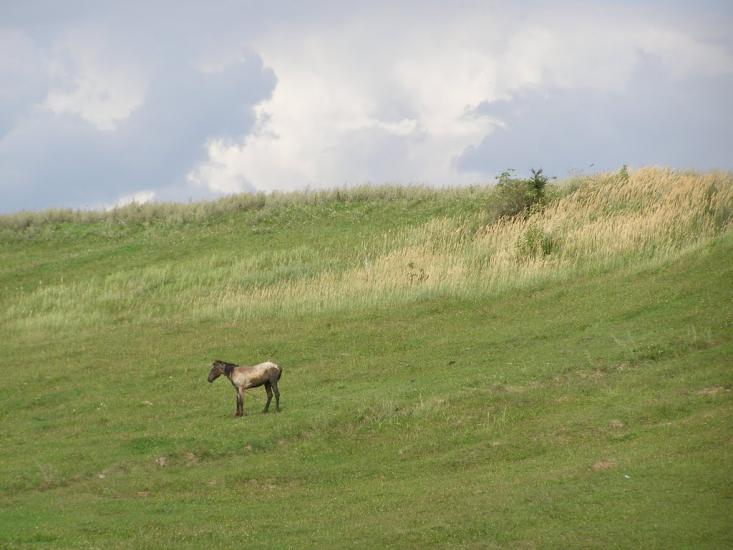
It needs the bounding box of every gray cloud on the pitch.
[0,54,275,211]
[0,31,49,136]
[456,56,733,178]
[1,1,732,213]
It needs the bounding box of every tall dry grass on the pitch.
[3,168,732,329]
[0,184,486,234]
[191,168,732,318]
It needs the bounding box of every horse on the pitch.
[207,359,282,416]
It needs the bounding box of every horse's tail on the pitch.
[277,364,283,381]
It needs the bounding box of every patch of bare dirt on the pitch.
[494,384,526,393]
[577,369,606,379]
[592,459,616,471]
[245,479,277,491]
[696,386,729,396]
[609,419,625,429]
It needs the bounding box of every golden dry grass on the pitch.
[3,168,732,328]
[195,167,732,319]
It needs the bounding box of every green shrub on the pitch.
[515,223,555,259]
[493,168,550,218]
[618,164,630,183]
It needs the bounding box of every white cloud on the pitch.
[43,72,145,131]
[2,2,732,213]
[0,20,275,212]
[41,30,147,130]
[189,4,733,193]
[104,190,155,211]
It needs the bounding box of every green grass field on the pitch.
[1,169,731,548]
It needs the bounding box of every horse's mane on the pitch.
[214,359,237,376]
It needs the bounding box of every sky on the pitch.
[1,1,732,213]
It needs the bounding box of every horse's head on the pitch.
[207,360,227,383]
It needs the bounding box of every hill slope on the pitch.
[0,169,732,548]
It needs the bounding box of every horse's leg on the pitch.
[263,382,273,413]
[236,387,244,417]
[272,380,280,412]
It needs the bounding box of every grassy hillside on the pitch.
[0,168,732,548]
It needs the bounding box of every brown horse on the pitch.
[207,359,282,416]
